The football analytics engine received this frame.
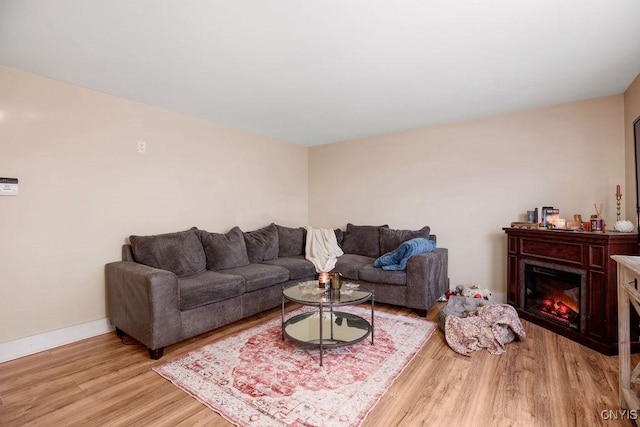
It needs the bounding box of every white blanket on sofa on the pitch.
[305,226,344,273]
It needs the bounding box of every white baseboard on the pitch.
[0,318,113,363]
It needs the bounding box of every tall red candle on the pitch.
[617,185,621,195]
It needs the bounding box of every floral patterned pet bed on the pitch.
[438,296,526,356]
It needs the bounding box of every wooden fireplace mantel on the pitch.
[504,227,639,355]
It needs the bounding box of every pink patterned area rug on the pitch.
[153,306,437,427]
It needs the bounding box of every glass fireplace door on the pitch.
[524,263,583,331]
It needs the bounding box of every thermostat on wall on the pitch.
[0,178,18,196]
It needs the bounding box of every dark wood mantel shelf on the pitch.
[504,227,639,355]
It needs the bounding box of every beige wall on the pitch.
[309,96,626,297]
[1,64,634,347]
[0,66,308,343]
[624,73,640,221]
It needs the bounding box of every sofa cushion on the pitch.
[334,254,376,280]
[129,228,206,278]
[198,227,250,271]
[178,271,245,311]
[244,224,279,263]
[340,223,389,258]
[358,264,407,286]
[220,263,290,292]
[263,256,316,280]
[275,224,307,257]
[379,226,431,255]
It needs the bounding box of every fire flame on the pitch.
[538,297,577,320]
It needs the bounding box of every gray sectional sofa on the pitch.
[105,223,448,359]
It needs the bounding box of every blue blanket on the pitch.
[374,237,436,271]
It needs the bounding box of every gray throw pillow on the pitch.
[244,224,279,263]
[380,226,431,255]
[340,223,389,258]
[275,224,306,257]
[129,228,206,277]
[198,227,250,270]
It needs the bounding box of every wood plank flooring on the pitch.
[0,302,637,426]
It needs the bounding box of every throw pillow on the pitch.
[275,224,306,257]
[380,226,431,255]
[129,228,206,277]
[198,227,250,270]
[243,223,279,263]
[340,223,389,258]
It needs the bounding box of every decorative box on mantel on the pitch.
[503,227,640,355]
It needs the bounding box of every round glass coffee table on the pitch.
[281,281,374,366]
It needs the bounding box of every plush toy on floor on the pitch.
[455,284,492,300]
[437,295,495,331]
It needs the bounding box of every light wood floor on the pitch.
[0,302,637,427]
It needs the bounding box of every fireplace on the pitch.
[524,262,584,332]
[505,227,640,355]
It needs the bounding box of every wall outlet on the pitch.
[137,141,146,153]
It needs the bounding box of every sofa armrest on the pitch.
[105,261,182,350]
[405,248,448,310]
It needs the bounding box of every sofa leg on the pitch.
[149,347,164,360]
[115,327,125,339]
[413,308,427,318]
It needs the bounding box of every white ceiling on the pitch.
[1,1,640,146]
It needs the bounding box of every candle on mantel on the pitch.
[617,185,621,195]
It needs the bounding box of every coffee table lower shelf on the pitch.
[282,310,373,366]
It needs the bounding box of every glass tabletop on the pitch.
[282,280,372,306]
